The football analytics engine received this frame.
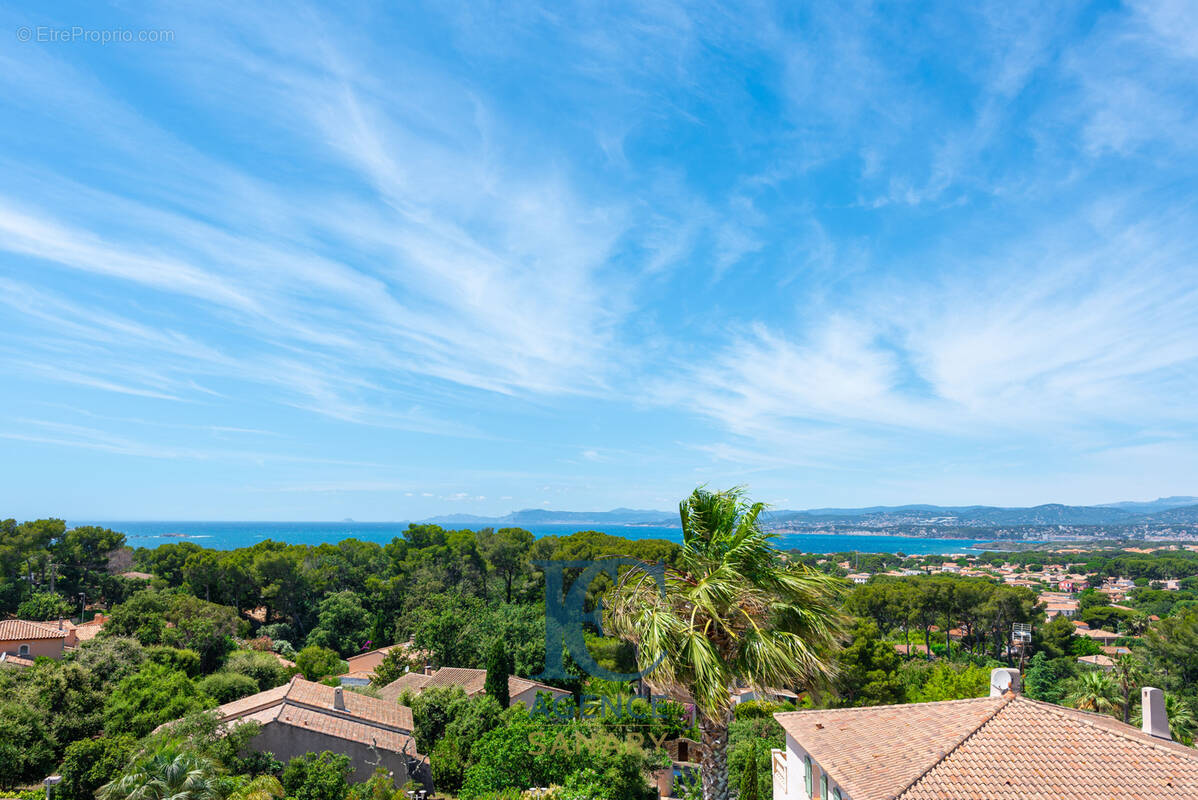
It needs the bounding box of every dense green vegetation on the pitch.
[5,508,1198,799]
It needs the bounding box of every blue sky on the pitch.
[1,0,1197,520]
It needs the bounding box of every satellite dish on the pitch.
[989,668,1018,696]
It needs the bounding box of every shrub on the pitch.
[57,735,137,800]
[198,671,260,703]
[225,649,291,690]
[146,646,201,677]
[295,646,345,681]
[281,752,352,800]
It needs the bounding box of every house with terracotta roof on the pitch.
[72,613,107,644]
[0,651,37,668]
[769,670,1198,800]
[341,643,404,683]
[1077,627,1121,646]
[211,675,428,785]
[1077,653,1116,671]
[0,618,74,659]
[378,666,571,708]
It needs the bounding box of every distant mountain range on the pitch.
[420,507,678,526]
[419,497,1198,529]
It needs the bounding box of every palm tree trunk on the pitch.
[699,708,733,800]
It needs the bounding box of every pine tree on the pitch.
[484,638,511,707]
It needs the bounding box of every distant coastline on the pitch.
[73,520,987,555]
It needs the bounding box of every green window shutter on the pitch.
[821,774,828,799]
[804,756,812,796]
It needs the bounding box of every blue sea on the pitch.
[74,520,990,555]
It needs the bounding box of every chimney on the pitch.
[333,686,345,710]
[1142,687,1171,740]
[989,668,1021,697]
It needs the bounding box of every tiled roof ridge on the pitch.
[0,618,70,639]
[892,693,1017,800]
[774,694,999,720]
[284,676,413,733]
[510,674,564,692]
[1013,694,1198,760]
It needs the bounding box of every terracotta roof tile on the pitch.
[0,652,36,667]
[274,704,417,754]
[776,696,1009,800]
[284,675,414,731]
[0,619,69,640]
[777,695,1198,800]
[509,675,571,698]
[379,672,433,702]
[423,666,488,694]
[216,676,413,733]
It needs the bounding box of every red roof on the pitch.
[776,694,1198,799]
[216,675,414,733]
[0,619,69,641]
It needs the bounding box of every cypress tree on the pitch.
[484,638,511,707]
[738,741,760,800]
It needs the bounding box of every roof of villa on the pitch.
[776,694,1198,800]
[216,674,414,734]
[378,667,568,704]
[0,652,36,667]
[0,619,70,641]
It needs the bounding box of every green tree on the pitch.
[1022,652,1075,705]
[605,487,845,800]
[908,663,989,703]
[484,638,512,707]
[476,527,534,603]
[727,716,782,800]
[281,752,352,800]
[162,595,242,672]
[57,735,137,800]
[17,590,74,620]
[346,770,403,800]
[306,591,372,657]
[0,699,56,789]
[97,748,221,800]
[103,590,169,644]
[227,775,286,800]
[410,685,471,755]
[370,647,413,687]
[1111,655,1145,724]
[295,645,345,681]
[459,706,657,800]
[104,662,215,737]
[832,620,904,706]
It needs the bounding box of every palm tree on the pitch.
[98,748,222,800]
[1111,655,1145,724]
[605,487,846,800]
[227,776,284,800]
[1064,669,1119,716]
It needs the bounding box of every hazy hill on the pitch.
[419,497,1198,529]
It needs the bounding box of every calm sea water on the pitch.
[75,520,989,555]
